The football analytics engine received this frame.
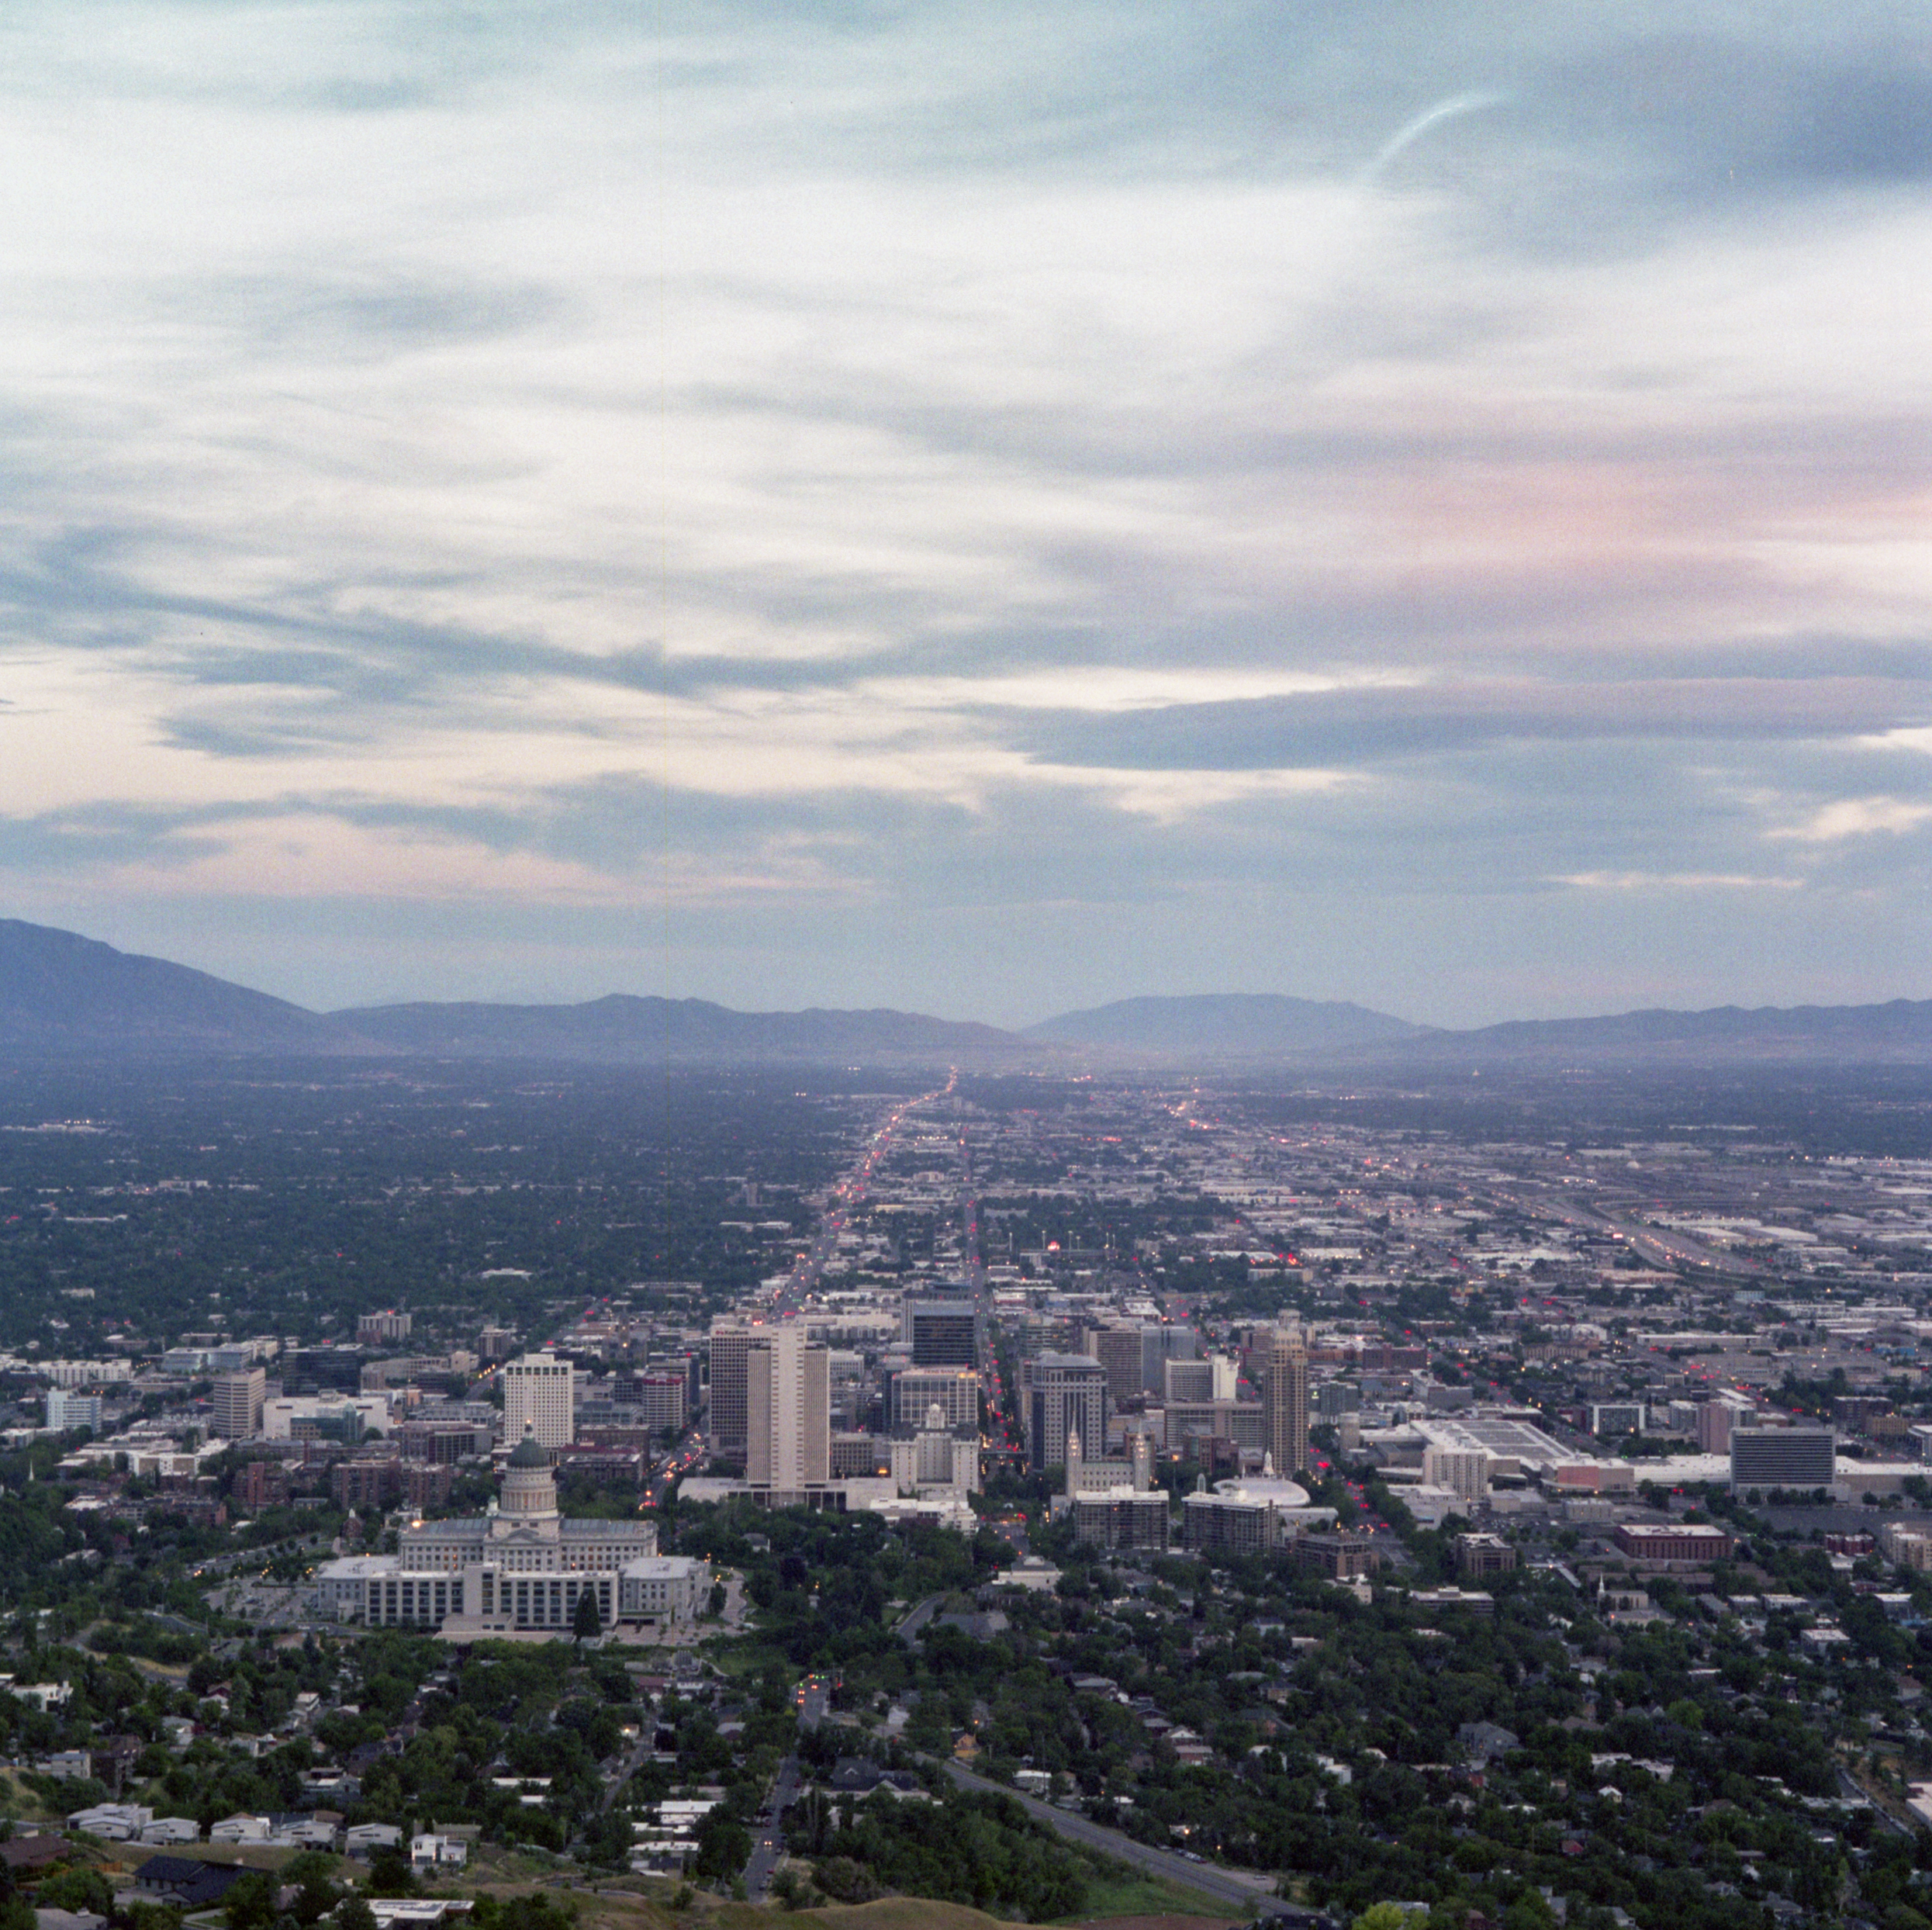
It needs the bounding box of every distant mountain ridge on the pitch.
[0,920,1027,1063]
[1417,998,1932,1065]
[336,994,1025,1062]
[1028,994,1426,1057]
[2,916,1931,1067]
[0,918,337,1052]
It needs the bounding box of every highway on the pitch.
[938,1759,1297,1920]
[1484,1182,1752,1278]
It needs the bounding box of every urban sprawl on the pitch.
[4,1067,1932,1930]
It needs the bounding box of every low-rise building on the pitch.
[1294,1531,1380,1579]
[1455,1532,1518,1578]
[1612,1523,1735,1564]
[1070,1489,1170,1551]
[616,1556,710,1624]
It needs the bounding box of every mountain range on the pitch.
[4,916,1932,1069]
[1025,994,1425,1056]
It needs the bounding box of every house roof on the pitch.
[133,1857,247,1905]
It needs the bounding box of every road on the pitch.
[1486,1183,1751,1278]
[647,1427,706,1508]
[1839,1761,1911,1835]
[744,1752,802,1900]
[772,1074,959,1314]
[794,1675,831,1728]
[600,1714,664,1814]
[896,1594,947,1645]
[939,1759,1298,1919]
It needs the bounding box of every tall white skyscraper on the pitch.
[747,1323,829,1495]
[211,1367,266,1440]
[503,1351,575,1448]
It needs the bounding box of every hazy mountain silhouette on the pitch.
[4,917,1932,1067]
[0,918,337,1052]
[334,995,1025,1063]
[1402,999,1932,1066]
[0,922,1027,1060]
[1028,993,1426,1057]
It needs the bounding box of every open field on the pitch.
[558,1887,1246,1930]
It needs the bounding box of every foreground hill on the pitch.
[1028,992,1426,1058]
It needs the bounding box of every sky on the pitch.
[1,1,1930,1028]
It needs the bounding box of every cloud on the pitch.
[1554,870,1805,892]
[1773,797,1932,843]
[0,1,1927,1021]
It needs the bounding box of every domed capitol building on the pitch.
[317,1426,705,1637]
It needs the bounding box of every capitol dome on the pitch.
[499,1424,559,1519]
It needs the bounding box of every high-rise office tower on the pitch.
[211,1367,266,1439]
[707,1319,759,1456]
[890,1366,980,1434]
[905,1297,980,1368]
[1163,1357,1214,1404]
[1023,1353,1108,1472]
[1698,1395,1754,1453]
[747,1323,830,1493]
[1263,1326,1309,1478]
[1316,1380,1361,1419]
[502,1351,574,1449]
[1084,1326,1149,1401]
[1163,1351,1238,1406]
[1730,1427,1834,1492]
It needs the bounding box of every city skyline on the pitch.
[1,4,1929,1029]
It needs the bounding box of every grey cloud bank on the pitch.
[0,0,1928,1027]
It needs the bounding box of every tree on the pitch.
[572,1589,602,1641]
[693,1807,752,1883]
[36,1870,112,1918]
[365,1853,418,1901]
[584,1808,631,1869]
[1353,1908,1425,1930]
[223,1873,279,1930]
[282,1852,341,1925]
[333,1900,378,1930]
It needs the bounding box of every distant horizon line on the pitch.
[15,911,1932,1038]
